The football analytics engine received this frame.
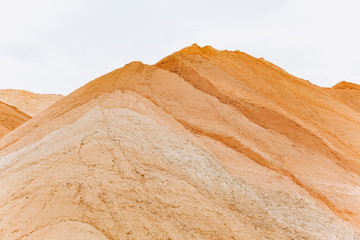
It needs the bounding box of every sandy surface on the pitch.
[0,44,360,239]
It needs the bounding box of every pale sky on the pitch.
[1,0,359,94]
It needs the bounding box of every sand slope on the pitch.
[0,44,360,239]
[0,89,62,117]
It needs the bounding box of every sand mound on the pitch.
[332,81,360,90]
[0,89,63,117]
[0,44,360,239]
[327,81,360,113]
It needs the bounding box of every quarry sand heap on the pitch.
[0,89,63,117]
[0,44,360,239]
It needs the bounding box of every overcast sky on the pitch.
[1,0,359,94]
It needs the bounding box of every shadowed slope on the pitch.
[0,101,30,138]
